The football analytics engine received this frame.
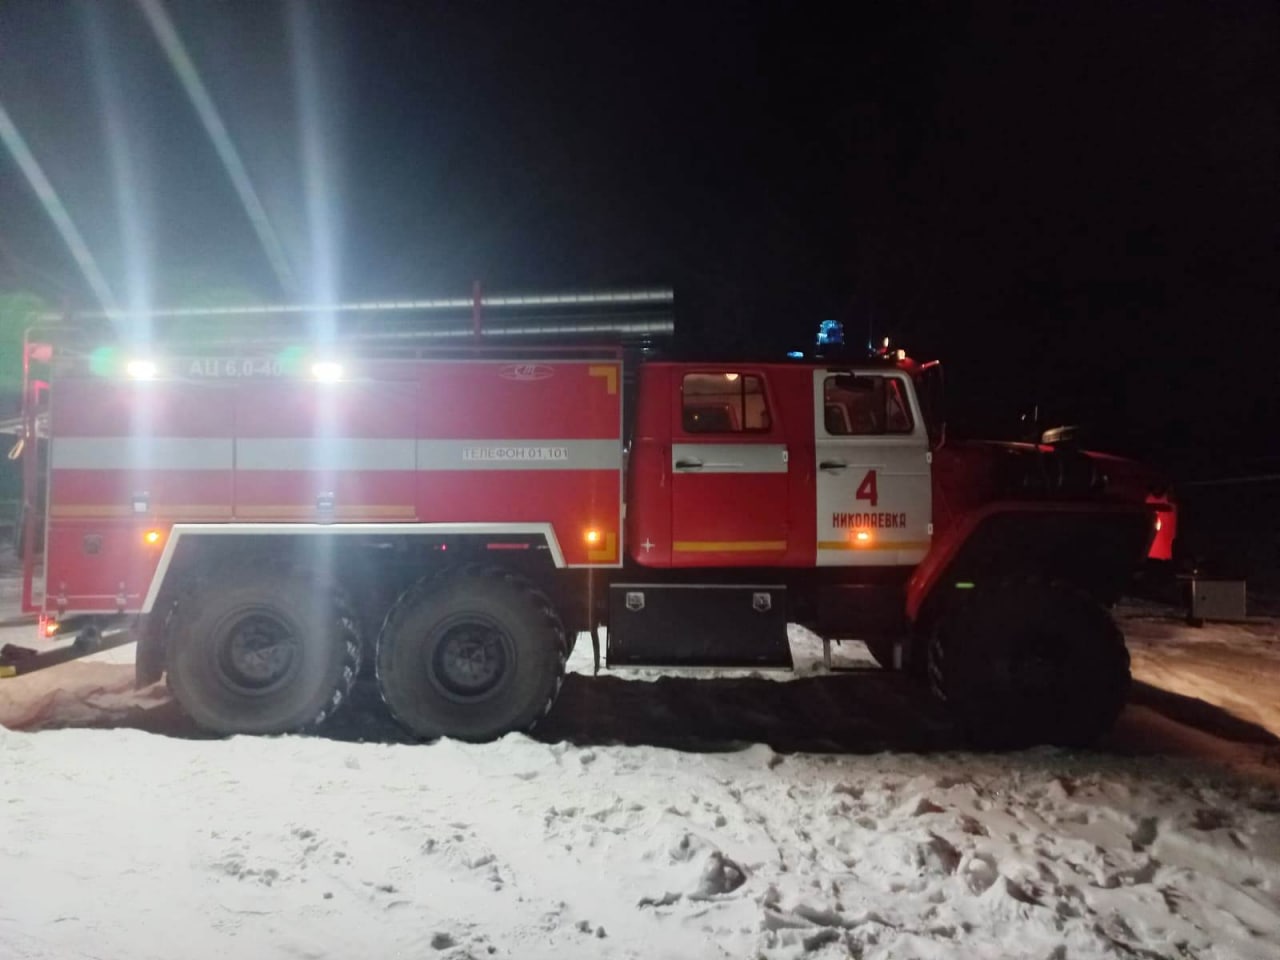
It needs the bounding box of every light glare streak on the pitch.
[0,100,118,312]
[86,3,152,341]
[136,0,297,297]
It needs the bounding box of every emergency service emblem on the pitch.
[499,364,554,381]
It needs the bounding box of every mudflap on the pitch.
[135,613,166,688]
[606,583,791,668]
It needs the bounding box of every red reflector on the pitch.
[485,542,531,551]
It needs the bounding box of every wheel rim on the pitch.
[1011,650,1059,690]
[993,628,1066,699]
[213,609,301,695]
[428,617,511,700]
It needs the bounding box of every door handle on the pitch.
[819,460,848,470]
[674,458,704,470]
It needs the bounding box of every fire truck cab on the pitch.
[7,290,1162,748]
[628,362,933,569]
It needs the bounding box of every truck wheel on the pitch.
[928,579,1129,748]
[166,562,360,735]
[376,565,566,741]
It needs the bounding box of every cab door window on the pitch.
[822,375,914,436]
[682,373,771,433]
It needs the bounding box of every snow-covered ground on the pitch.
[1123,604,1280,740]
[2,605,1279,959]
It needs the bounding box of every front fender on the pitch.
[907,501,1154,623]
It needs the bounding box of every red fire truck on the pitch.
[5,289,1167,747]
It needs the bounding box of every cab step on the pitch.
[606,583,792,668]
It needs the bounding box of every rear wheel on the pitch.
[928,579,1129,748]
[376,565,565,741]
[166,561,359,735]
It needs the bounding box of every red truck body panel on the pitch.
[39,356,623,614]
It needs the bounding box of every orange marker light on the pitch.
[854,529,872,544]
[43,619,60,638]
[143,529,163,546]
[585,528,602,545]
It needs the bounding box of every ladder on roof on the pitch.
[35,287,676,350]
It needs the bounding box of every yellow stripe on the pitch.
[818,540,932,552]
[235,506,311,519]
[51,503,418,521]
[346,505,417,519]
[49,504,133,518]
[157,505,233,519]
[50,504,234,519]
[588,365,619,395]
[673,540,787,552]
[235,505,417,520]
[0,665,16,679]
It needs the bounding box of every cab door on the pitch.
[669,369,789,566]
[813,369,931,566]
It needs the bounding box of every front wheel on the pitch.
[928,579,1129,748]
[376,565,566,741]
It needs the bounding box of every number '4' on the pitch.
[856,469,878,507]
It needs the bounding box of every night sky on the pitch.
[0,1,1276,472]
